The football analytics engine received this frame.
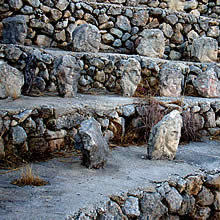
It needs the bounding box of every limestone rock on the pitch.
[72,24,101,52]
[159,63,184,97]
[122,196,140,218]
[140,192,168,219]
[0,63,24,99]
[2,15,27,45]
[119,58,141,97]
[191,37,218,62]
[79,118,109,169]
[193,67,220,98]
[53,55,82,97]
[137,29,165,58]
[10,126,27,145]
[148,110,182,160]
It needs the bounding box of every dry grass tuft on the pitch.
[11,165,48,187]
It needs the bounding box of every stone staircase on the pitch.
[1,0,220,218]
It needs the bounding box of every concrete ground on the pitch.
[0,139,220,220]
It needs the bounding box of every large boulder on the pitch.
[53,55,82,97]
[159,63,184,97]
[2,15,27,45]
[191,37,218,63]
[79,118,109,169]
[119,58,141,97]
[148,110,182,160]
[193,66,220,98]
[0,63,24,99]
[72,24,101,52]
[136,29,165,58]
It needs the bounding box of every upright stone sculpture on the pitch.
[2,15,27,45]
[53,55,82,97]
[0,63,24,99]
[79,118,109,169]
[148,110,183,160]
[72,24,101,52]
[119,58,141,97]
[191,37,218,63]
[159,63,184,97]
[193,66,220,98]
[136,29,165,58]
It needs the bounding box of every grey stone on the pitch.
[0,138,5,159]
[214,191,220,211]
[205,110,216,128]
[165,187,183,213]
[9,0,23,10]
[21,5,34,14]
[110,28,123,38]
[116,15,131,32]
[79,118,109,169]
[131,10,149,27]
[119,58,141,97]
[5,46,22,62]
[10,126,27,145]
[2,15,27,45]
[122,196,140,218]
[25,0,40,7]
[196,186,214,206]
[160,23,173,38]
[205,174,220,190]
[13,110,32,123]
[140,192,168,219]
[72,24,101,53]
[193,67,220,98]
[56,0,69,11]
[148,110,182,160]
[53,55,82,97]
[122,105,135,117]
[159,63,184,97]
[0,63,24,99]
[137,29,165,58]
[191,37,218,62]
[178,194,195,216]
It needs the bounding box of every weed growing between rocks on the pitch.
[181,110,202,143]
[11,165,48,187]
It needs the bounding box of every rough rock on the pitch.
[148,110,182,160]
[119,58,141,97]
[159,63,184,97]
[72,24,101,52]
[205,174,220,190]
[79,118,109,169]
[0,137,5,159]
[137,29,165,58]
[9,0,23,10]
[0,63,24,99]
[10,126,27,145]
[140,192,168,219]
[196,187,214,206]
[2,15,27,45]
[214,191,220,211]
[191,37,218,62]
[53,55,82,97]
[116,15,131,32]
[122,196,140,218]
[193,67,220,98]
[186,175,203,196]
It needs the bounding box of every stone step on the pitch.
[0,94,220,163]
[87,0,220,19]
[1,44,220,99]
[1,0,220,62]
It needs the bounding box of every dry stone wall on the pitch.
[1,44,220,98]
[1,0,220,62]
[71,171,220,219]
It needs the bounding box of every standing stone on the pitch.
[159,63,184,97]
[137,29,165,58]
[148,110,182,160]
[119,58,141,97]
[0,63,24,99]
[72,24,101,52]
[54,55,82,97]
[193,67,220,98]
[79,118,109,169]
[2,15,27,45]
[191,37,218,63]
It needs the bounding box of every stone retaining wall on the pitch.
[1,44,220,98]
[71,171,220,219]
[1,1,220,62]
[89,0,220,19]
[0,96,220,162]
